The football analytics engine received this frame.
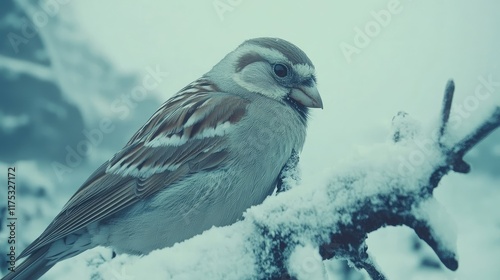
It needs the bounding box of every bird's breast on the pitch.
[103,99,307,255]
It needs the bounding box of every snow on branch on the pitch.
[94,80,500,280]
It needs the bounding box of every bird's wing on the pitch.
[20,81,250,258]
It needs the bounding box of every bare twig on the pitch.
[438,80,455,142]
[454,107,500,157]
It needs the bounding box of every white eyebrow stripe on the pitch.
[234,45,315,79]
[293,63,315,78]
[234,45,291,65]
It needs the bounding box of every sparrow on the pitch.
[3,37,323,280]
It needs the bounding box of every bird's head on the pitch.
[210,37,323,112]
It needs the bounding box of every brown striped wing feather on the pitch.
[19,82,249,258]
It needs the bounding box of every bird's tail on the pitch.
[1,246,54,280]
[2,229,95,280]
[2,229,96,280]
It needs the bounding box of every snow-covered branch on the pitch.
[94,80,500,280]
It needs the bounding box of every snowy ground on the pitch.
[1,0,499,279]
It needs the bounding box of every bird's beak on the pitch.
[290,84,323,109]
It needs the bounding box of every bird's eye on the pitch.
[273,64,288,78]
